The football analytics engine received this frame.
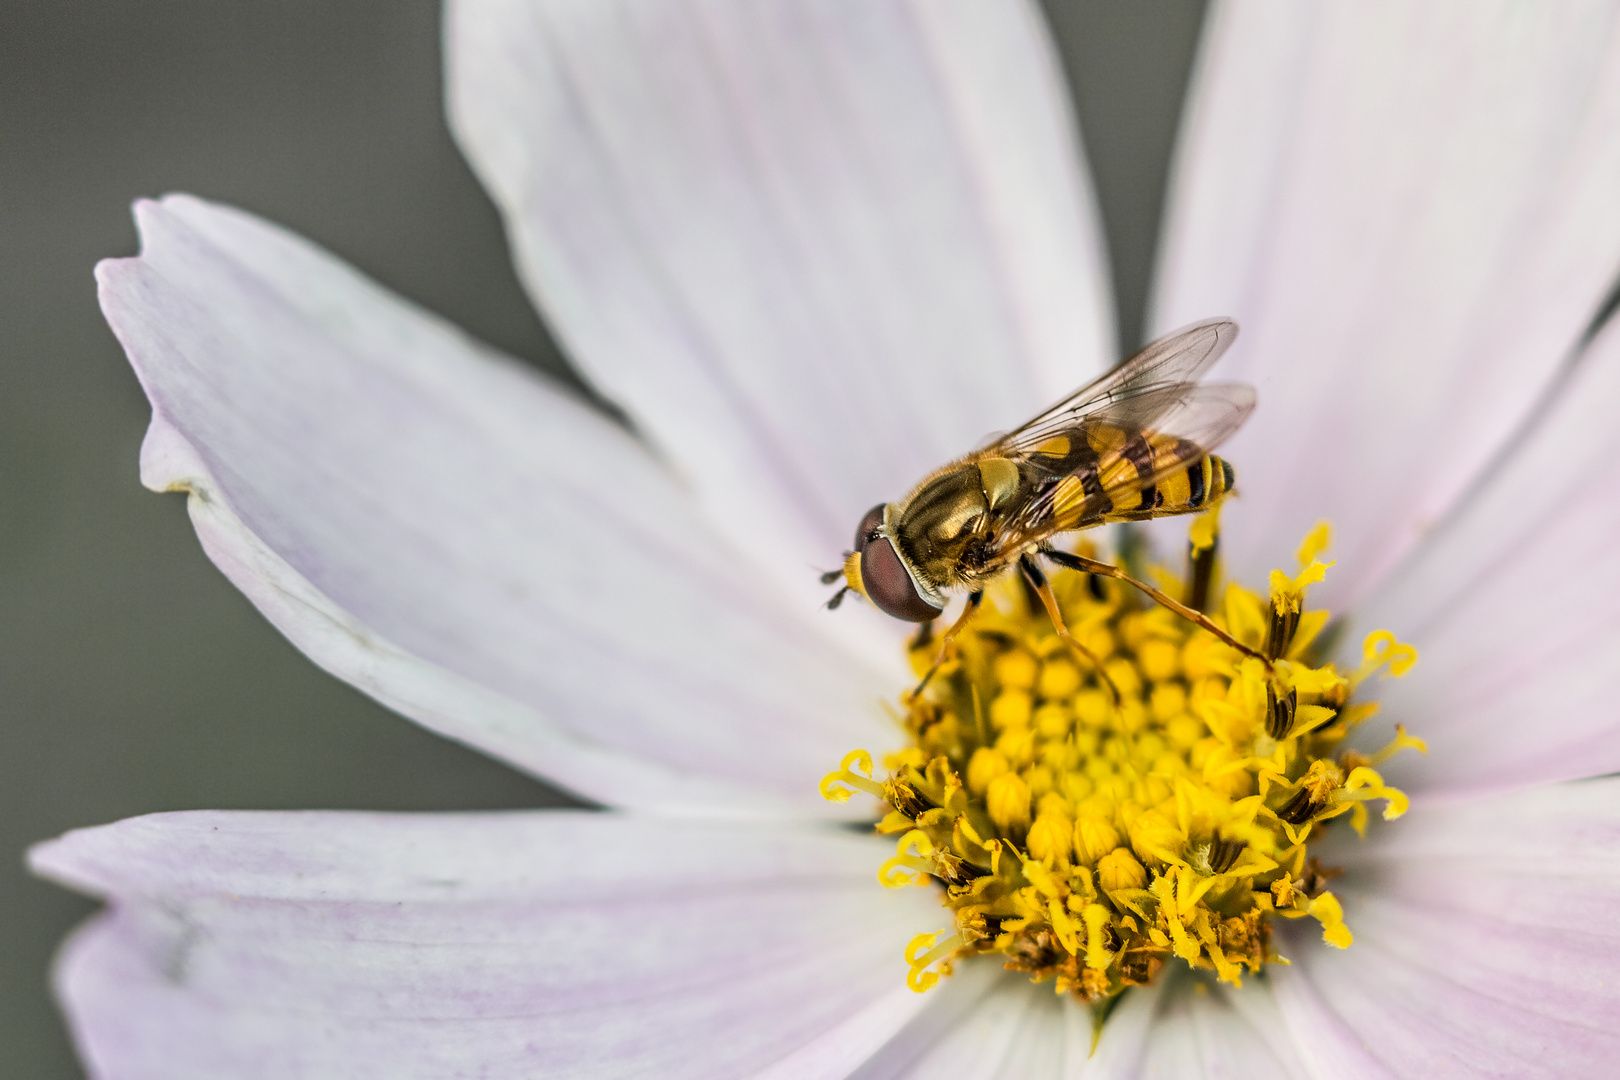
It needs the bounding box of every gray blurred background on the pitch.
[0,2,1204,1075]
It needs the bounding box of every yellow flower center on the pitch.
[822,517,1422,1018]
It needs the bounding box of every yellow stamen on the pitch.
[824,523,1421,1007]
[819,749,885,802]
[905,929,968,992]
[1296,521,1332,567]
[1354,630,1420,686]
[1308,892,1353,948]
[878,830,937,888]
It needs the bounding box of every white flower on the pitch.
[30,0,1620,1076]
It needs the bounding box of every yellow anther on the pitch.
[819,749,885,802]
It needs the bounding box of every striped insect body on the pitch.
[831,318,1255,624]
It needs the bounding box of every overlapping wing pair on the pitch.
[988,318,1254,555]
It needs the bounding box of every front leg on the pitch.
[1019,554,1120,701]
[907,590,983,701]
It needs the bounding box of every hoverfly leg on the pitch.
[908,592,983,702]
[1043,549,1271,668]
[909,620,935,651]
[1019,554,1121,703]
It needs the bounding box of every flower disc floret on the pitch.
[822,520,1422,1007]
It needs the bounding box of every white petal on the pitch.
[753,978,970,1080]
[843,973,1161,1080]
[32,810,944,1079]
[102,194,898,816]
[1154,0,1620,608]
[1134,975,1308,1079]
[853,972,1066,1080]
[446,0,1115,606]
[1351,312,1620,794]
[1281,779,1620,1077]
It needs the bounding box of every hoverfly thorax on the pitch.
[889,455,1029,592]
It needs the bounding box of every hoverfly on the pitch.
[825,318,1266,686]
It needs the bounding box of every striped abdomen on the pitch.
[1099,443,1234,523]
[1034,425,1234,529]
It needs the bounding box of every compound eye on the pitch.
[854,504,887,551]
[860,534,943,623]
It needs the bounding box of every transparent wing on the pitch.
[996,318,1239,454]
[989,382,1256,557]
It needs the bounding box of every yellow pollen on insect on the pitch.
[820,517,1424,1012]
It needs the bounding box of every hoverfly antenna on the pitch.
[825,585,851,611]
[820,566,847,586]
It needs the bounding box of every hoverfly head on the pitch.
[843,503,944,623]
